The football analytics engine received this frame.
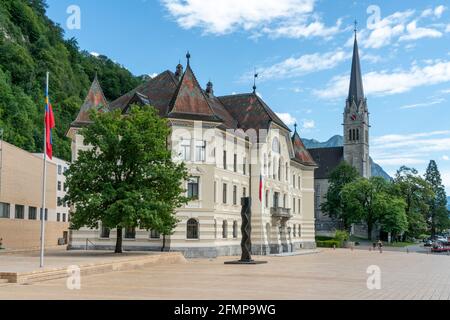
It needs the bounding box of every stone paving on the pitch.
[1,249,450,300]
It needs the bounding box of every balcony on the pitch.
[270,207,292,220]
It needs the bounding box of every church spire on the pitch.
[348,22,364,104]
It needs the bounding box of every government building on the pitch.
[67,54,318,258]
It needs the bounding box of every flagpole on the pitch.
[39,71,49,268]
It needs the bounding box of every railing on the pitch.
[270,207,292,219]
[85,238,97,250]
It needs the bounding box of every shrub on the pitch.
[334,230,350,245]
[316,236,334,241]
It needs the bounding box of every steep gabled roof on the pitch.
[218,93,290,132]
[167,64,221,123]
[308,147,344,179]
[291,130,317,167]
[348,33,365,104]
[109,70,179,118]
[72,75,108,127]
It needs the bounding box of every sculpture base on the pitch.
[224,260,268,265]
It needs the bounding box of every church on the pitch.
[308,30,372,236]
[67,53,318,258]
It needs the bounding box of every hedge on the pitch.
[316,240,341,248]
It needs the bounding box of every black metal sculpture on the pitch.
[225,197,267,265]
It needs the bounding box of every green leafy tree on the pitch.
[342,177,406,240]
[393,166,433,238]
[321,162,360,230]
[64,106,189,253]
[424,160,449,236]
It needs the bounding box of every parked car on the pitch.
[424,240,434,247]
[431,242,450,253]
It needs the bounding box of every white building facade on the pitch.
[67,57,317,258]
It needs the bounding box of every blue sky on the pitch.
[46,0,450,193]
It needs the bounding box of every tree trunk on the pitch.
[367,223,373,241]
[115,227,123,254]
[161,234,166,252]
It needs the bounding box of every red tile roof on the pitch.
[292,131,317,167]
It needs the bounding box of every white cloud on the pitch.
[90,52,100,57]
[443,155,450,161]
[276,113,297,126]
[162,0,341,39]
[261,19,342,39]
[446,24,450,32]
[371,131,450,177]
[316,59,450,99]
[400,98,445,109]
[302,119,315,129]
[442,170,450,194]
[354,8,445,49]
[421,6,446,18]
[399,21,442,41]
[244,50,350,81]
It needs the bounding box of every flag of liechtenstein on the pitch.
[45,94,55,159]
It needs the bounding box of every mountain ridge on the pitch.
[302,135,392,181]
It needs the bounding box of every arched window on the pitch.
[233,221,238,239]
[298,224,302,238]
[222,220,228,239]
[187,219,199,239]
[293,225,296,237]
[272,137,280,153]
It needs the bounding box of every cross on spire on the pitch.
[253,69,258,93]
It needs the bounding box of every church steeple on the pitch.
[343,23,371,178]
[348,24,364,104]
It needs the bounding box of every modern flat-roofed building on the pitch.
[0,140,69,250]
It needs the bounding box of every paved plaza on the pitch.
[1,249,450,300]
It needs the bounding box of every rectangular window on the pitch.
[293,175,296,188]
[28,207,37,220]
[125,227,136,239]
[273,192,280,208]
[223,183,227,204]
[58,165,62,175]
[63,183,67,192]
[233,154,237,172]
[180,139,191,161]
[15,205,24,219]
[57,213,61,222]
[62,213,66,222]
[40,208,48,221]
[58,181,62,191]
[57,197,62,206]
[150,229,160,239]
[0,203,10,219]
[100,226,110,238]
[298,177,301,189]
[187,177,199,200]
[233,185,237,205]
[298,199,301,214]
[223,151,227,170]
[243,187,247,198]
[293,198,296,213]
[265,190,269,208]
[195,140,206,162]
[243,158,247,175]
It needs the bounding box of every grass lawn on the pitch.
[385,242,416,248]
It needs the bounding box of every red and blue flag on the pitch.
[45,89,55,159]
